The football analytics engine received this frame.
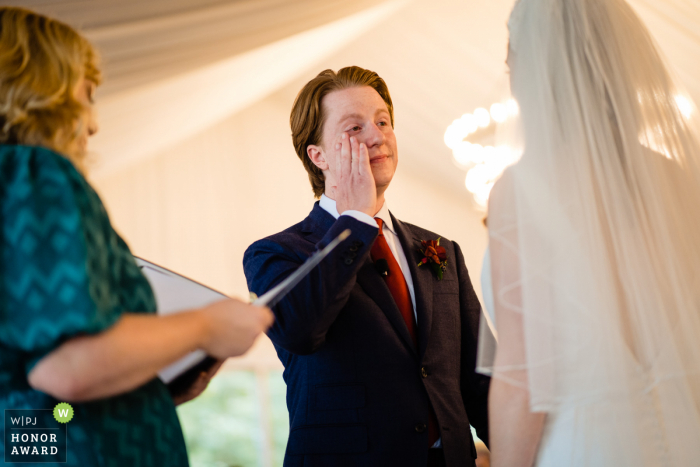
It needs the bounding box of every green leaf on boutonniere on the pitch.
[430,262,444,281]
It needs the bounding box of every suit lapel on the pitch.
[355,259,418,356]
[391,213,434,360]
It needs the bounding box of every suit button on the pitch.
[415,423,427,433]
[421,367,428,378]
[349,245,359,252]
[344,258,353,265]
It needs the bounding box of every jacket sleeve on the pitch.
[455,241,491,448]
[243,215,378,355]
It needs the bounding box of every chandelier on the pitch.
[444,99,521,209]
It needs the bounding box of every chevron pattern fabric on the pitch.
[0,145,188,466]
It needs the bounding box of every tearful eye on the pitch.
[350,126,361,132]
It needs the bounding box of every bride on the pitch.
[479,0,700,465]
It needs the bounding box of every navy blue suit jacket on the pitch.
[243,203,489,467]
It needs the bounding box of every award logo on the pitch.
[4,403,70,463]
[53,403,74,424]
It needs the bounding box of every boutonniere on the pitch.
[417,238,448,281]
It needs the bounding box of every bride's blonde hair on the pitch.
[0,7,101,168]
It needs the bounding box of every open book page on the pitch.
[134,257,227,383]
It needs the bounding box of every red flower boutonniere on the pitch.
[417,238,448,281]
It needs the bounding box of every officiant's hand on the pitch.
[331,133,377,217]
[199,299,273,359]
[172,359,224,406]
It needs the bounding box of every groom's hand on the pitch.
[331,132,377,217]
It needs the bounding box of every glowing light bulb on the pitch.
[465,164,490,193]
[490,103,508,123]
[473,183,494,207]
[444,120,466,149]
[482,145,496,161]
[443,127,458,149]
[460,113,478,134]
[452,142,473,167]
[506,98,519,116]
[675,95,693,119]
[468,144,485,164]
[474,108,490,128]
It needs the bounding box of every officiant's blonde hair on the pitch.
[0,7,101,169]
[291,66,394,198]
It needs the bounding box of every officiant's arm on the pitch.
[28,299,272,402]
[243,216,378,355]
[455,242,492,448]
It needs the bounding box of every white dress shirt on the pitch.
[319,194,417,321]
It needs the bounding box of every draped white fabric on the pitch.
[21,0,398,96]
[86,1,409,177]
[20,0,410,176]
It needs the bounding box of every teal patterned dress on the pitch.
[0,145,189,466]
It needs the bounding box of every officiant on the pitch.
[0,7,273,466]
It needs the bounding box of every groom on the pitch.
[243,66,489,467]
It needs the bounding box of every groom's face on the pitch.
[320,86,398,191]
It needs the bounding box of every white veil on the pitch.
[478,0,700,460]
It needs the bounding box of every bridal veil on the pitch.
[478,0,700,462]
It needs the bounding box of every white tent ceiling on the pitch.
[19,0,396,95]
[18,0,700,200]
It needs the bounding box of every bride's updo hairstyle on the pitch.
[0,7,101,167]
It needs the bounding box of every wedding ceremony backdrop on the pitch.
[16,0,700,465]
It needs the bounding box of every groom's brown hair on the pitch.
[290,66,394,198]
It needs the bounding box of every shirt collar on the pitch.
[374,200,395,235]
[319,194,341,219]
[319,194,395,235]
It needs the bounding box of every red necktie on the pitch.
[370,218,417,347]
[370,218,439,446]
